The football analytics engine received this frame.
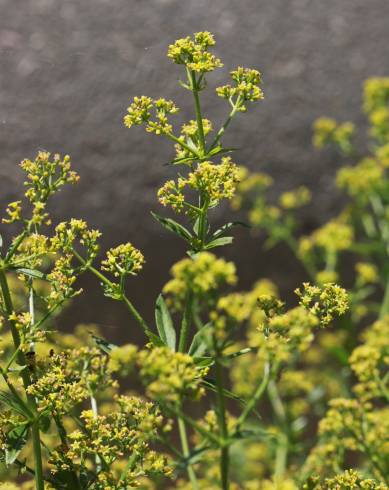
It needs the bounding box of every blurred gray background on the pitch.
[1,0,389,342]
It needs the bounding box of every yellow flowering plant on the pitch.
[231,77,389,487]
[0,32,387,490]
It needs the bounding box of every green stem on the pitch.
[166,132,200,158]
[177,415,200,490]
[0,269,45,490]
[72,249,153,340]
[267,379,288,481]
[178,290,193,352]
[274,433,288,482]
[5,229,28,262]
[166,403,220,444]
[236,362,270,429]
[209,99,241,152]
[214,349,230,490]
[190,71,206,154]
[197,199,209,250]
[121,294,155,341]
[90,394,102,472]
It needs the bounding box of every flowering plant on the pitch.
[0,32,387,490]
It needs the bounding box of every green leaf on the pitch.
[194,357,214,368]
[151,212,193,243]
[14,268,47,280]
[0,390,33,420]
[205,236,234,249]
[202,378,245,404]
[212,221,249,240]
[171,155,197,166]
[5,423,29,466]
[178,79,191,91]
[188,324,212,357]
[207,146,237,157]
[155,294,176,350]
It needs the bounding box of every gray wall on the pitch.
[1,0,389,341]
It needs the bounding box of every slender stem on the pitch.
[190,71,206,155]
[209,99,241,152]
[214,348,230,490]
[178,290,193,352]
[196,198,209,250]
[166,403,220,444]
[166,131,200,158]
[177,415,200,490]
[0,269,45,490]
[4,345,21,372]
[274,432,288,482]
[5,229,28,262]
[90,394,102,472]
[267,379,288,481]
[72,249,153,340]
[121,294,155,341]
[236,362,270,429]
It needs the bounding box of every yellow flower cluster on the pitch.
[124,96,179,135]
[279,186,311,210]
[167,31,223,72]
[216,67,264,108]
[2,152,79,227]
[187,157,240,201]
[349,316,389,401]
[27,347,116,415]
[175,119,213,160]
[306,398,389,480]
[8,311,45,351]
[263,306,319,358]
[364,78,389,142]
[305,469,388,489]
[45,255,79,307]
[299,219,354,255]
[355,262,379,285]
[137,346,208,402]
[15,233,49,269]
[158,157,240,212]
[163,252,237,309]
[49,395,171,486]
[101,242,145,277]
[108,343,138,376]
[51,219,101,258]
[313,117,355,154]
[2,201,22,224]
[336,157,383,196]
[23,152,79,225]
[295,282,349,326]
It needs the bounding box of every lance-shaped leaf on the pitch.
[14,268,47,280]
[188,323,212,357]
[151,212,193,243]
[5,423,29,466]
[155,294,176,350]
